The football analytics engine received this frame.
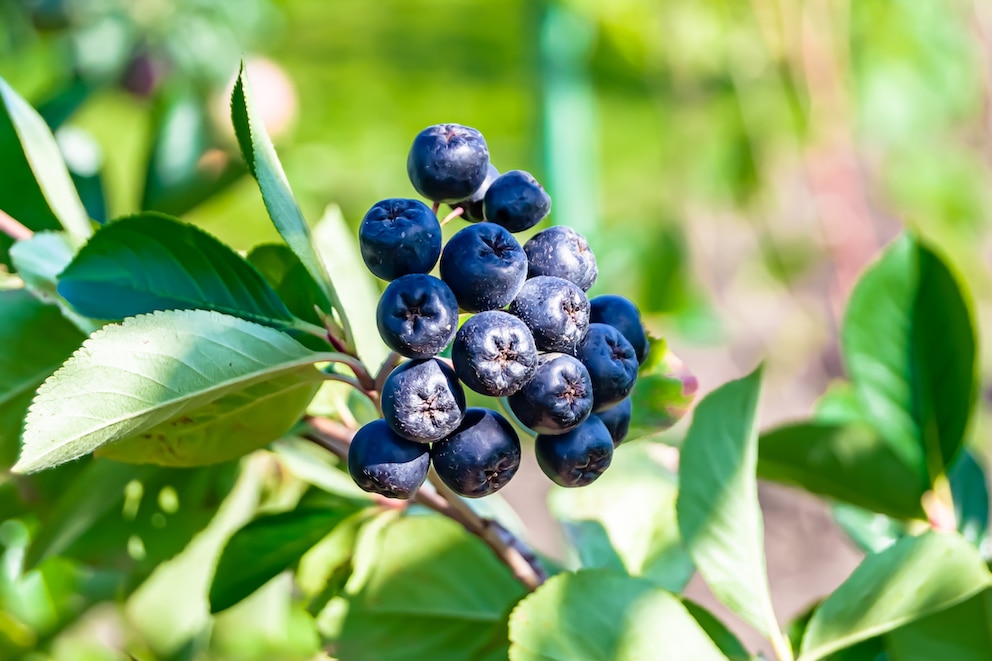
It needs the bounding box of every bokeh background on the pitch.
[2,0,991,657]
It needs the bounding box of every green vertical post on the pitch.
[539,2,600,241]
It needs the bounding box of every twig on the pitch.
[303,415,546,592]
[0,209,33,241]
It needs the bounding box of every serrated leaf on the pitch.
[230,63,351,344]
[210,500,364,614]
[799,531,991,661]
[57,212,298,329]
[14,310,332,474]
[842,233,977,478]
[628,338,698,440]
[9,231,101,333]
[549,444,694,591]
[326,513,525,661]
[0,290,84,466]
[676,367,781,641]
[0,75,91,239]
[758,422,928,520]
[508,569,727,661]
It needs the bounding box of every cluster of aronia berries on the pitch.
[347,123,649,500]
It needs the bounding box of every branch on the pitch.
[303,415,546,592]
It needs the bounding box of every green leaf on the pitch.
[229,63,350,345]
[682,599,751,661]
[57,213,299,329]
[0,75,91,239]
[842,233,977,478]
[27,459,240,582]
[799,531,991,661]
[247,243,332,327]
[885,587,992,660]
[508,569,727,661]
[210,501,364,614]
[14,309,331,473]
[0,289,84,466]
[549,443,694,592]
[311,205,389,369]
[676,367,780,640]
[628,338,698,440]
[758,422,927,520]
[831,503,907,554]
[9,231,101,333]
[141,85,243,216]
[327,513,526,661]
[949,449,989,547]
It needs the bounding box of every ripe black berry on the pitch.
[507,353,593,435]
[359,198,442,281]
[381,358,466,442]
[451,310,538,397]
[535,416,614,487]
[449,163,499,222]
[589,295,650,365]
[439,222,527,313]
[595,396,631,446]
[523,226,598,291]
[376,274,458,359]
[483,170,551,233]
[347,419,430,499]
[575,323,639,412]
[407,124,490,203]
[431,408,521,498]
[508,276,590,353]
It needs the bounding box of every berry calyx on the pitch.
[535,416,614,487]
[381,358,466,442]
[451,310,538,397]
[431,408,521,498]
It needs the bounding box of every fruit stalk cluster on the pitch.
[348,123,650,501]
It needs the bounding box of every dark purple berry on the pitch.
[595,396,631,447]
[376,274,458,359]
[575,323,639,412]
[359,198,442,281]
[448,163,499,222]
[348,419,430,499]
[483,170,551,233]
[451,311,538,397]
[440,222,527,313]
[535,416,614,487]
[524,226,598,291]
[407,124,490,203]
[589,295,650,364]
[507,353,593,435]
[431,408,521,498]
[509,276,590,353]
[381,359,466,442]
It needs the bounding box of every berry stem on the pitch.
[431,201,440,215]
[0,209,34,241]
[440,206,464,226]
[304,415,545,592]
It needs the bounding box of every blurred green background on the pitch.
[2,0,991,658]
